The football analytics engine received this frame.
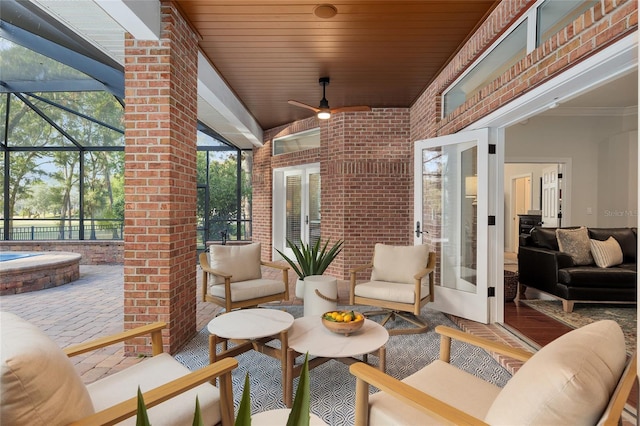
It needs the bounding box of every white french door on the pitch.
[273,164,321,259]
[414,128,499,323]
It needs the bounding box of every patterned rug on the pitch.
[521,300,636,355]
[175,305,512,425]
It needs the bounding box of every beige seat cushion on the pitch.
[353,280,430,304]
[371,243,430,284]
[208,242,262,285]
[1,311,95,426]
[209,278,286,302]
[369,360,501,425]
[485,320,627,425]
[87,353,221,426]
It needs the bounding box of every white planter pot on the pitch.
[295,278,305,299]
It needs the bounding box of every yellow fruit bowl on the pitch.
[321,310,365,336]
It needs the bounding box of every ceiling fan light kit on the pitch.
[288,76,371,120]
[317,77,331,119]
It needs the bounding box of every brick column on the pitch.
[123,3,198,354]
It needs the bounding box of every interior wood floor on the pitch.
[504,299,638,414]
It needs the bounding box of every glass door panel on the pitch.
[415,128,491,323]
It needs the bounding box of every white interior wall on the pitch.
[505,114,637,230]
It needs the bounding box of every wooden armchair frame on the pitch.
[350,325,637,426]
[64,322,238,426]
[200,252,289,312]
[349,251,436,335]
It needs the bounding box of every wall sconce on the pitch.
[465,175,477,205]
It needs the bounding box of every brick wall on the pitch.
[411,0,637,140]
[255,109,411,280]
[123,3,199,355]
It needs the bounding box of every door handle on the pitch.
[415,221,428,238]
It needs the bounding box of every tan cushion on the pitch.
[87,353,221,426]
[485,320,627,425]
[369,360,501,425]
[0,311,95,426]
[371,244,430,284]
[556,226,593,265]
[208,242,262,284]
[590,236,624,268]
[209,278,285,302]
[354,281,430,304]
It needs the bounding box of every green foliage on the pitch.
[235,352,311,425]
[286,353,311,426]
[276,238,344,279]
[234,373,252,426]
[135,389,204,426]
[136,387,151,426]
[192,397,204,426]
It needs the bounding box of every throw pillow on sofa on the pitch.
[590,236,623,268]
[556,226,593,266]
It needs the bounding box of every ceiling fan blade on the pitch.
[331,105,371,113]
[288,100,320,112]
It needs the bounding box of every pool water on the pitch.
[0,252,42,262]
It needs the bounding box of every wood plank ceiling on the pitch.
[176,1,499,130]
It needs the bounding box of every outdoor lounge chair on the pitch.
[0,311,237,426]
[350,320,636,426]
[350,243,436,335]
[200,242,289,312]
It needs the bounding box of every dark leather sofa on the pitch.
[518,226,637,312]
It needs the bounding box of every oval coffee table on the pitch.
[207,308,294,402]
[284,316,389,407]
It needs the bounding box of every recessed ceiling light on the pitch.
[314,4,338,19]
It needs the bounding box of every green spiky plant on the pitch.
[136,353,311,426]
[275,238,344,280]
[136,387,203,426]
[235,353,311,426]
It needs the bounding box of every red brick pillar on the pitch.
[123,3,198,354]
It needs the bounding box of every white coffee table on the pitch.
[207,308,294,400]
[284,316,389,407]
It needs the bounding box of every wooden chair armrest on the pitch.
[350,262,373,275]
[261,260,290,271]
[201,265,232,279]
[70,357,238,426]
[599,352,637,426]
[64,322,167,357]
[350,362,488,426]
[414,266,435,280]
[435,325,533,362]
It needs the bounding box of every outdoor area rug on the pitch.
[175,305,512,426]
[521,299,636,355]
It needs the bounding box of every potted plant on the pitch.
[275,238,344,299]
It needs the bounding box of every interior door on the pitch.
[414,128,495,323]
[273,164,321,258]
[542,165,560,227]
[512,175,532,252]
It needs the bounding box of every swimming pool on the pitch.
[0,252,42,262]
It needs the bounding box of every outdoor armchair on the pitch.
[350,243,436,335]
[200,242,289,312]
[1,311,237,426]
[350,320,636,426]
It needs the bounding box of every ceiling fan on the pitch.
[288,77,371,120]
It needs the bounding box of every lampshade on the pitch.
[465,176,477,198]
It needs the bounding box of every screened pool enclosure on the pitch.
[1,35,252,249]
